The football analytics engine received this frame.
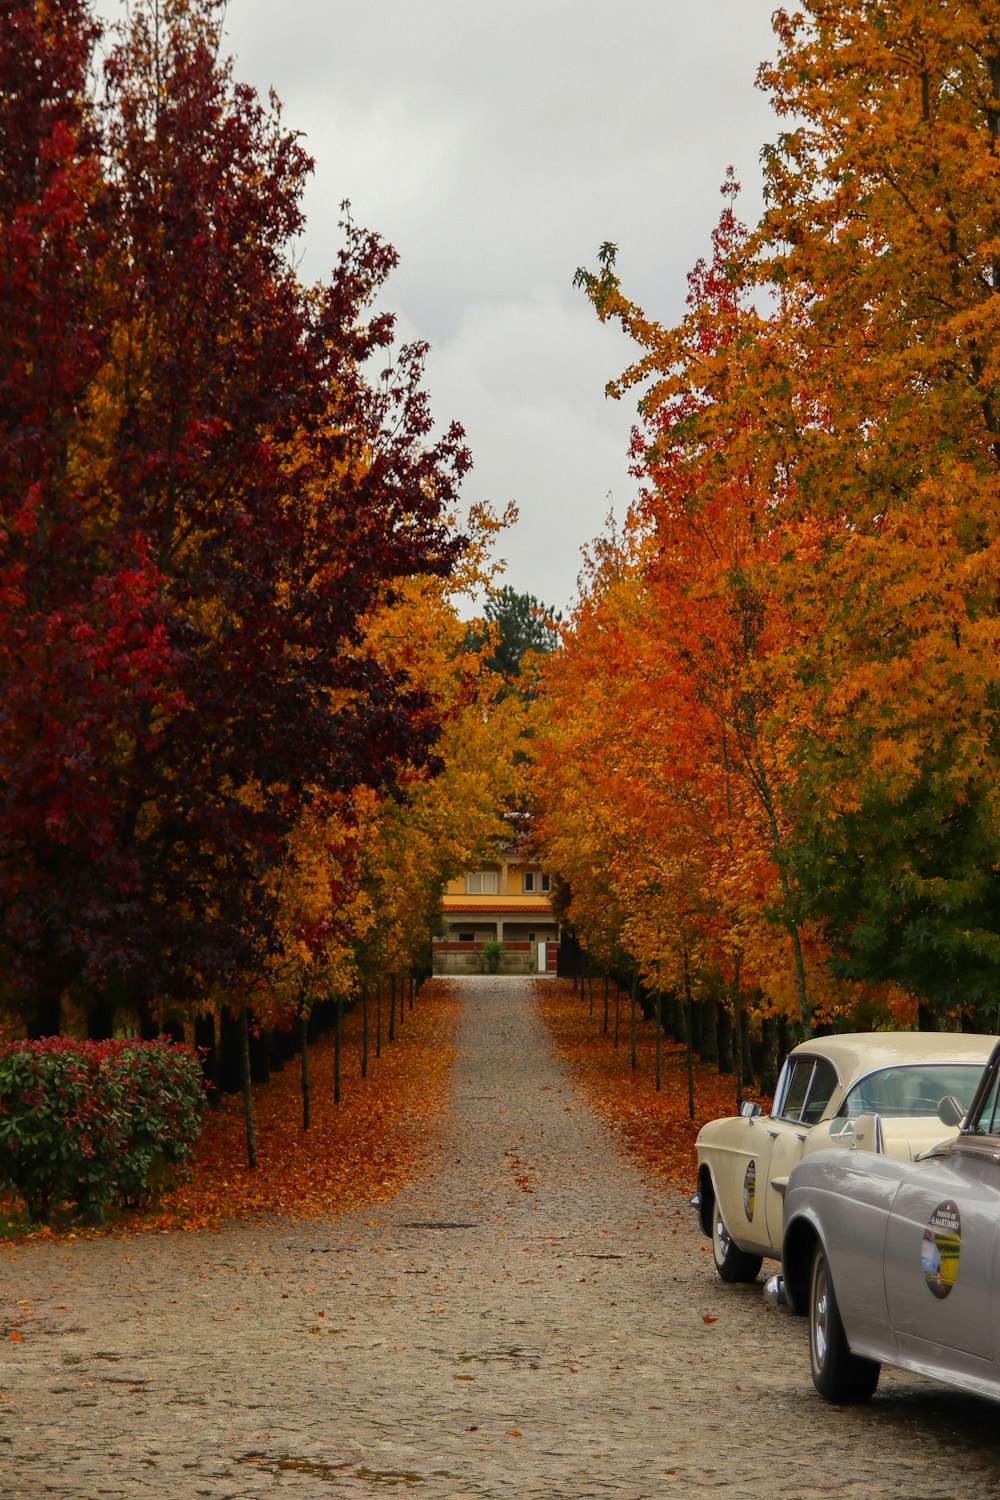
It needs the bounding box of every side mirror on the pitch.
[739,1101,762,1120]
[851,1112,884,1154]
[937,1094,965,1128]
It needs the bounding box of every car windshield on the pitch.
[967,1064,1000,1136]
[838,1064,984,1120]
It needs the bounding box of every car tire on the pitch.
[712,1201,763,1283]
[809,1245,880,1403]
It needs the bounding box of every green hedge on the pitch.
[0,1036,206,1222]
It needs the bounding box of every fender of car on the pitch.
[694,1031,994,1285]
[781,1036,1000,1405]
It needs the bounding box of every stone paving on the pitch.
[3,975,1000,1499]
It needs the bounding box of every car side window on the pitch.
[779,1059,812,1121]
[800,1060,838,1123]
[775,1058,838,1125]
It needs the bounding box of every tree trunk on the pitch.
[671,993,687,1045]
[614,981,620,1048]
[731,957,744,1113]
[334,995,342,1105]
[195,1010,219,1092]
[760,1015,779,1096]
[602,974,609,1034]
[389,974,396,1043]
[376,979,382,1059]
[683,953,695,1120]
[789,922,811,1038]
[740,1007,753,1094]
[239,1004,257,1168]
[361,981,369,1079]
[687,996,701,1054]
[300,1008,311,1130]
[717,1001,733,1076]
[655,989,662,1092]
[700,998,719,1065]
[629,974,637,1071]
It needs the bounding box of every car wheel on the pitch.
[712,1202,763,1283]
[809,1245,880,1403]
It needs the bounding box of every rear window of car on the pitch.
[838,1064,984,1120]
[775,1057,838,1124]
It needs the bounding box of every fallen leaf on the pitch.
[0,984,461,1244]
[535,983,772,1195]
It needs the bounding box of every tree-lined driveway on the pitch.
[4,976,1000,1499]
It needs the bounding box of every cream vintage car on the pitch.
[694,1031,995,1284]
[781,1036,1000,1404]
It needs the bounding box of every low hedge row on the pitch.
[0,1036,206,1222]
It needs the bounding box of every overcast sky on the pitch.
[98,1,780,614]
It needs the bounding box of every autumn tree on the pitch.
[750,1,1000,1023]
[537,2,1000,1040]
[558,182,840,1041]
[0,0,471,1037]
[0,0,168,1031]
[472,585,562,685]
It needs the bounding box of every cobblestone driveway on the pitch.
[4,976,1000,1499]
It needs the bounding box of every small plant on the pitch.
[0,1037,206,1223]
[482,939,505,975]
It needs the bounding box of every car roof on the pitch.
[790,1031,996,1084]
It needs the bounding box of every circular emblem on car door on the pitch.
[922,1200,961,1300]
[743,1161,756,1221]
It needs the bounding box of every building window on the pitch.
[523,871,535,893]
[465,870,498,895]
[540,873,551,893]
[458,932,475,944]
[524,871,551,894]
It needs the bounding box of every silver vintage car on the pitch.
[781,1036,1000,1404]
[695,1031,994,1284]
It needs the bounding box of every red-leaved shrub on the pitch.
[0,1037,205,1221]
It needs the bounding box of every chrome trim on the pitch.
[714,1209,732,1261]
[813,1257,831,1371]
[763,1273,788,1311]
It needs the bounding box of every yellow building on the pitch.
[434,858,560,974]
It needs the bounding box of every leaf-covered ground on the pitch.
[2,980,461,1241]
[534,978,771,1194]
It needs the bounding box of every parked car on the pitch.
[780,1035,1000,1404]
[694,1031,994,1284]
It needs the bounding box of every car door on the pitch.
[715,1109,776,1254]
[883,1140,1000,1366]
[763,1054,839,1251]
